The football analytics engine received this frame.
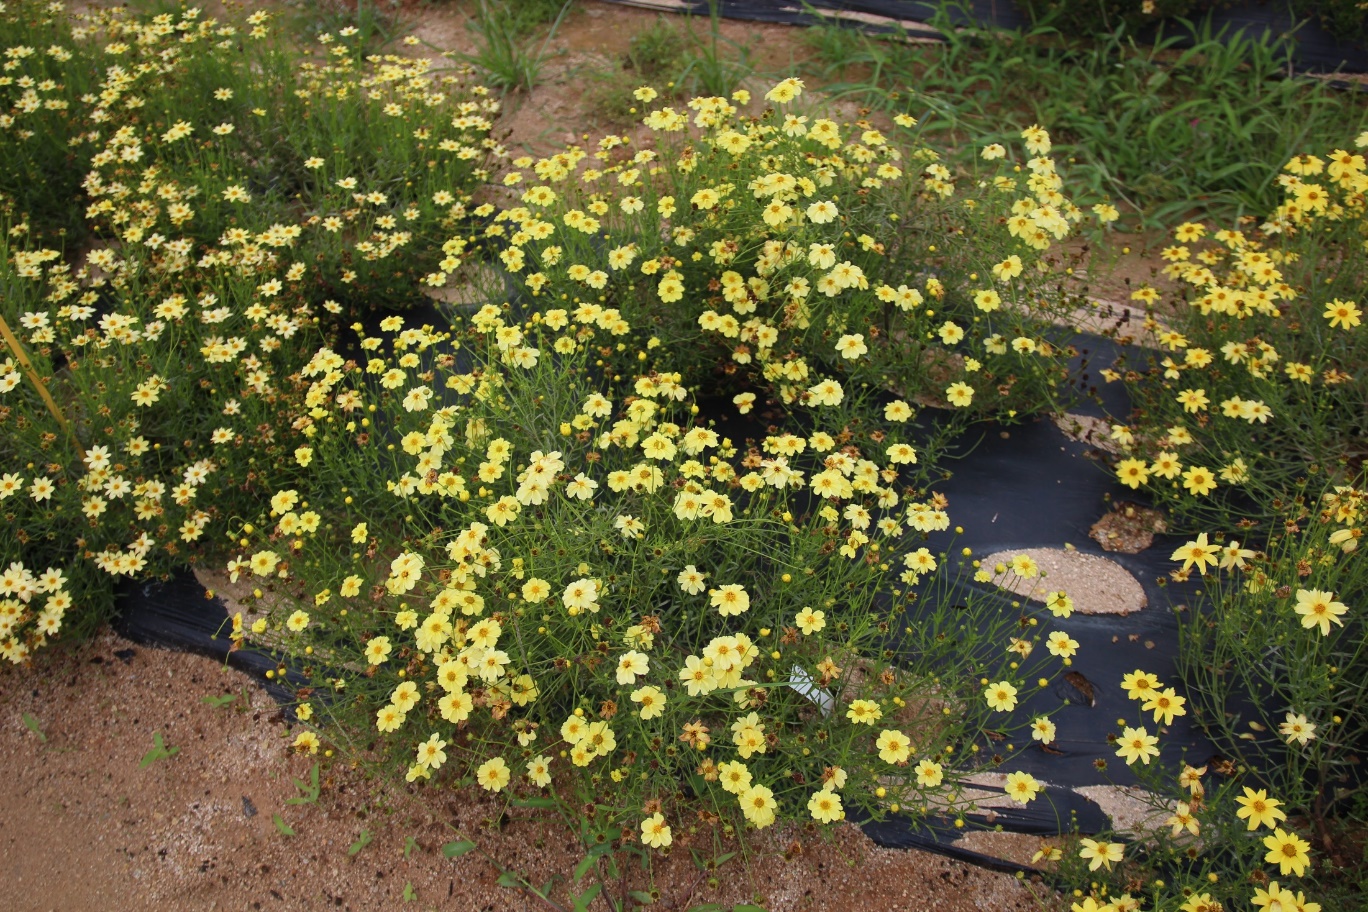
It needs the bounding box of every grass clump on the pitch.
[803,5,1368,227]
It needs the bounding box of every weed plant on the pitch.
[803,5,1368,227]
[462,0,572,94]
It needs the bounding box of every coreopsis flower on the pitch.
[1293,588,1348,636]
[640,813,672,849]
[984,681,1018,712]
[807,789,844,823]
[1263,828,1312,876]
[1078,838,1123,871]
[1115,726,1160,765]
[1279,712,1317,746]
[1235,787,1287,830]
[1170,534,1219,574]
[476,757,511,792]
[913,758,943,787]
[875,729,911,764]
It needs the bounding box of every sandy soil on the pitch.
[0,630,1059,912]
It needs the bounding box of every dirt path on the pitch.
[0,630,1053,912]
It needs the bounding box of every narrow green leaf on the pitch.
[273,813,295,836]
[573,853,595,884]
[629,889,655,904]
[510,796,558,809]
[496,871,522,889]
[572,883,603,912]
[442,840,477,859]
[21,712,45,742]
[202,694,236,708]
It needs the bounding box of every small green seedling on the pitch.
[202,693,237,709]
[348,828,372,856]
[22,712,46,742]
[286,762,321,805]
[139,731,179,768]
[273,813,295,836]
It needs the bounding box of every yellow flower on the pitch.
[416,733,447,770]
[991,256,1023,281]
[364,636,392,665]
[476,757,511,792]
[1142,687,1186,725]
[1293,588,1349,636]
[1078,837,1123,871]
[1175,387,1209,413]
[1323,298,1362,329]
[1005,770,1042,803]
[1235,787,1286,830]
[1115,725,1159,765]
[1166,801,1200,837]
[1263,828,1312,876]
[739,784,777,828]
[945,382,974,407]
[641,813,672,848]
[1170,533,1219,573]
[795,607,825,635]
[1030,717,1056,744]
[846,699,882,725]
[631,686,666,720]
[1181,465,1217,496]
[764,77,804,104]
[984,681,1018,712]
[615,650,649,685]
[807,789,844,823]
[1279,712,1317,746]
[875,729,912,764]
[526,755,553,788]
[709,584,750,617]
[914,758,943,787]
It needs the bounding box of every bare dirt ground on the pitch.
[0,630,1057,912]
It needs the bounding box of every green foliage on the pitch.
[21,711,45,741]
[1109,160,1368,531]
[138,730,179,768]
[803,3,1368,226]
[463,0,572,94]
[0,2,500,661]
[283,0,406,57]
[674,1,753,99]
[1177,482,1367,821]
[287,762,322,805]
[1019,0,1219,39]
[584,18,689,126]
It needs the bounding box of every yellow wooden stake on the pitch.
[0,312,86,462]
